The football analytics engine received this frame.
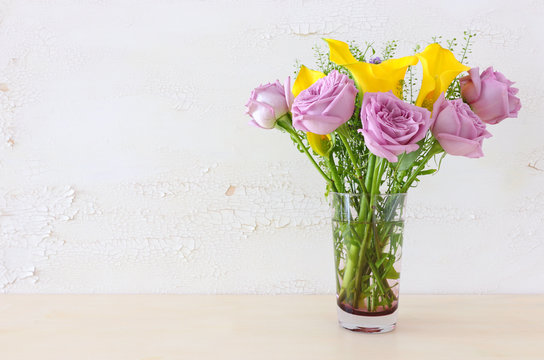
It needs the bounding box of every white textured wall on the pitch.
[0,0,542,293]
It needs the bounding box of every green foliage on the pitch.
[312,45,342,75]
[396,148,421,171]
[349,41,374,62]
[444,31,477,100]
[381,40,398,60]
[459,30,477,65]
[403,44,421,105]
[292,59,302,77]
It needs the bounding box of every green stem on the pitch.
[276,117,333,188]
[339,155,378,304]
[364,155,376,194]
[351,156,382,307]
[365,253,391,306]
[459,32,474,65]
[358,158,400,310]
[326,153,344,193]
[400,141,441,192]
[388,153,405,193]
[337,156,401,310]
[336,128,367,194]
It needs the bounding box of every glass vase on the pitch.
[329,192,407,333]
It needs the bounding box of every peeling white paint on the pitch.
[0,186,75,290]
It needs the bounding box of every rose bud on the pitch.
[431,94,492,158]
[246,79,292,129]
[460,67,521,125]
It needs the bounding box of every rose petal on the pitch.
[435,133,484,158]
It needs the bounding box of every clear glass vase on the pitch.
[329,192,407,333]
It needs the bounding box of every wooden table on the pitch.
[0,295,542,359]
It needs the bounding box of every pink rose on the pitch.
[358,91,432,163]
[460,67,521,125]
[291,70,357,135]
[431,94,492,158]
[246,78,293,129]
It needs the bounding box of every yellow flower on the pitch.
[292,65,326,97]
[416,43,470,109]
[307,132,333,157]
[324,38,418,98]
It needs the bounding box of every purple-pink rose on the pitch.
[460,67,521,125]
[291,70,357,135]
[358,91,432,163]
[246,78,293,129]
[431,94,492,158]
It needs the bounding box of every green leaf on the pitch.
[385,267,400,280]
[376,253,395,268]
[396,149,421,171]
[341,225,363,247]
[376,254,388,268]
[437,151,447,171]
[419,169,437,176]
[361,281,377,296]
[389,233,403,248]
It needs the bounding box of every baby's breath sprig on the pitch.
[459,30,477,65]
[445,31,477,100]
[381,40,398,60]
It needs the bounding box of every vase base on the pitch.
[337,306,397,333]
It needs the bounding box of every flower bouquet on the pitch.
[245,33,521,333]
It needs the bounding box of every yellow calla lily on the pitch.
[415,43,470,109]
[292,65,332,156]
[324,38,418,98]
[307,132,333,157]
[292,65,326,97]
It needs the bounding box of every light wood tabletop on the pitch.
[0,295,542,359]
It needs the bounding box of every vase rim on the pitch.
[328,192,407,196]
